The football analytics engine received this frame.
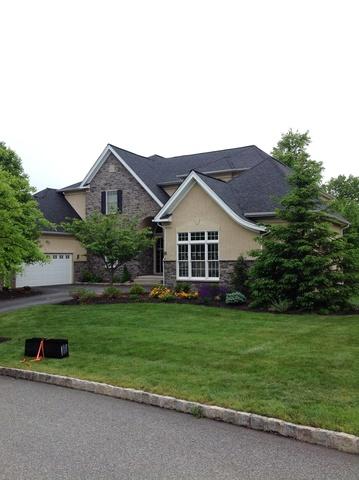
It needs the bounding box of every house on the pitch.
[15,144,348,288]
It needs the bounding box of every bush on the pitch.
[175,290,199,300]
[149,285,169,298]
[102,286,121,299]
[198,284,228,302]
[268,299,292,313]
[120,265,131,283]
[160,292,176,302]
[174,282,192,293]
[129,284,146,295]
[225,291,246,305]
[70,288,97,304]
[81,270,103,283]
[231,256,249,294]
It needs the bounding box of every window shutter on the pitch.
[117,190,123,213]
[101,191,106,214]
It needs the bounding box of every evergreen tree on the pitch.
[249,150,358,311]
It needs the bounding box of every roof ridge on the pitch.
[108,143,152,161]
[164,144,256,161]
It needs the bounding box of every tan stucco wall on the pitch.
[164,184,259,261]
[39,234,87,261]
[64,191,87,218]
[163,185,179,197]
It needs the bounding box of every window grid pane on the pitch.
[178,232,188,242]
[191,244,205,260]
[208,261,219,278]
[191,261,206,277]
[208,243,218,260]
[178,244,188,260]
[208,231,218,241]
[190,231,205,241]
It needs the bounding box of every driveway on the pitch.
[0,284,130,313]
[0,377,358,480]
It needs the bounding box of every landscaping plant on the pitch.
[225,291,246,305]
[64,213,153,284]
[249,133,358,311]
[129,284,146,295]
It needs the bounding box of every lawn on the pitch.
[0,304,358,434]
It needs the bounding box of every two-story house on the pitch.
[15,144,348,287]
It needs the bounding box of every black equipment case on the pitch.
[24,338,69,358]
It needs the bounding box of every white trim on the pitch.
[80,146,111,187]
[80,145,164,207]
[154,171,265,233]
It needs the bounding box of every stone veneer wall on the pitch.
[85,153,161,279]
[164,260,239,288]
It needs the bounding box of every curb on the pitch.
[1,366,358,455]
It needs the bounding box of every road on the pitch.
[0,376,358,479]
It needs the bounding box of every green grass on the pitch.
[0,304,358,434]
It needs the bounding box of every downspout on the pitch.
[157,222,166,286]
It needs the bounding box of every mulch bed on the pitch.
[0,288,41,301]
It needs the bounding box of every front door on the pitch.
[154,236,164,274]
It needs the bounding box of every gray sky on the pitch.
[1,0,358,191]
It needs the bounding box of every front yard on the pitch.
[0,303,358,434]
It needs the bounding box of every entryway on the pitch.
[154,236,163,274]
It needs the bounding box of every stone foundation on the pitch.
[164,260,245,288]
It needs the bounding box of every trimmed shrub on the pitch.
[120,265,131,283]
[81,270,103,283]
[225,291,246,305]
[231,256,249,294]
[70,288,97,304]
[102,286,121,299]
[129,284,146,295]
[198,284,228,302]
[174,282,192,293]
[268,299,292,313]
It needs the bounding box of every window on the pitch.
[177,231,219,280]
[105,191,118,214]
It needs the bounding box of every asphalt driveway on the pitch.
[0,376,358,480]
[0,285,119,313]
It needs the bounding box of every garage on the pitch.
[16,254,73,287]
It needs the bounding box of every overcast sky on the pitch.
[1,0,358,191]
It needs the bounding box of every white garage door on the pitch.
[16,254,73,287]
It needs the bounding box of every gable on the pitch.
[154,171,265,233]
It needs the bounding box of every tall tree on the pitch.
[249,150,358,311]
[0,141,25,177]
[271,129,320,169]
[64,212,153,284]
[0,169,48,286]
[324,174,359,202]
[324,174,359,271]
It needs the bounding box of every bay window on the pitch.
[177,231,219,280]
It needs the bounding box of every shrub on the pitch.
[81,270,103,283]
[174,282,192,293]
[102,286,121,299]
[160,292,176,302]
[120,265,131,283]
[198,284,228,302]
[230,255,249,294]
[70,288,97,304]
[175,290,199,300]
[268,299,292,313]
[130,284,146,295]
[225,291,246,305]
[149,285,169,298]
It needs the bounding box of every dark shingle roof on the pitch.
[34,188,80,231]
[59,181,82,192]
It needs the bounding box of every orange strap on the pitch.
[32,339,45,362]
[20,338,45,366]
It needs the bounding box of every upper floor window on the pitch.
[101,190,122,214]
